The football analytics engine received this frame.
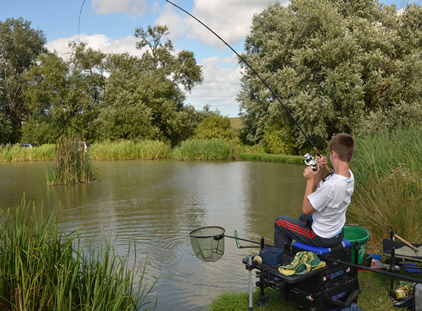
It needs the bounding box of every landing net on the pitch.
[190,226,225,262]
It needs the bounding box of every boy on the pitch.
[274,133,355,249]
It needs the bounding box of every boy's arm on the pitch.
[303,167,317,215]
[312,156,327,190]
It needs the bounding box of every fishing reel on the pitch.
[303,153,318,171]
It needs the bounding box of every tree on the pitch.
[0,17,47,142]
[22,52,99,144]
[95,25,203,145]
[238,0,422,151]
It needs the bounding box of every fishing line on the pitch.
[78,0,87,43]
[165,0,324,158]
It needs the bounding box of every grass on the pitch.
[347,126,422,253]
[0,197,157,310]
[46,136,97,185]
[90,140,171,160]
[207,271,420,311]
[238,153,303,164]
[172,138,234,160]
[229,117,242,130]
[0,144,55,162]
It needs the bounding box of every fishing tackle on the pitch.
[165,0,330,171]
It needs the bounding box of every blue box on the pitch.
[259,247,284,265]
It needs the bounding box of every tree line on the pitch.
[0,19,217,146]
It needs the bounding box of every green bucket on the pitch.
[344,225,370,264]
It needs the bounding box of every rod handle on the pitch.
[312,147,332,173]
[394,233,419,252]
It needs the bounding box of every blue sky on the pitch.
[1,0,413,117]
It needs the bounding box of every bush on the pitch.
[263,124,295,155]
[195,115,236,140]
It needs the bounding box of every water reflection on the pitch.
[0,160,305,310]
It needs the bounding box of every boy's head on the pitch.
[329,133,355,163]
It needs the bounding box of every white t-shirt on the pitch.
[308,170,354,238]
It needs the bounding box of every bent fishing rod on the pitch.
[165,1,330,171]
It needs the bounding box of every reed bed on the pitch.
[347,126,422,252]
[238,153,303,164]
[0,144,55,162]
[0,198,157,310]
[351,126,422,186]
[46,136,97,185]
[172,138,234,160]
[89,140,171,160]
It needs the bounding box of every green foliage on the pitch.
[347,126,422,252]
[22,45,103,144]
[195,114,236,140]
[238,0,422,150]
[0,17,47,142]
[90,140,171,160]
[0,144,54,162]
[94,25,203,146]
[263,124,295,155]
[172,138,234,160]
[0,197,157,310]
[46,136,97,185]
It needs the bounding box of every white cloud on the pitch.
[47,34,140,60]
[163,0,289,49]
[186,54,242,117]
[92,0,148,17]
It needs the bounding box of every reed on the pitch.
[89,140,171,160]
[0,197,157,310]
[238,153,303,164]
[351,125,422,186]
[0,144,55,162]
[46,136,97,185]
[347,126,422,252]
[172,138,234,160]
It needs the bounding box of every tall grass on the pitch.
[238,153,303,164]
[46,136,97,185]
[172,138,234,160]
[90,140,171,160]
[0,144,55,162]
[347,126,422,252]
[0,197,157,310]
[351,125,422,186]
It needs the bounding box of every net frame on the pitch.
[190,226,225,262]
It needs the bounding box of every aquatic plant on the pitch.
[347,126,422,252]
[89,139,171,160]
[0,197,157,310]
[172,138,234,160]
[0,143,55,162]
[46,136,97,185]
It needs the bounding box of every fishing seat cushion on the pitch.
[292,239,351,255]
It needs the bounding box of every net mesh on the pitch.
[190,226,225,262]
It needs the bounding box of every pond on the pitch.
[0,160,305,310]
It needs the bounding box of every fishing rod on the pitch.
[165,1,331,171]
[367,215,419,252]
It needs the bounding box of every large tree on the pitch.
[0,17,47,143]
[95,25,203,145]
[238,0,422,151]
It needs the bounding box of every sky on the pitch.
[1,0,415,117]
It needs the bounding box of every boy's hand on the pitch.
[316,155,327,170]
[303,166,318,180]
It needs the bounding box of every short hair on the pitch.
[329,133,355,163]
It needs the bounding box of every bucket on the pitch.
[344,225,370,264]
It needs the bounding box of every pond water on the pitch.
[0,160,305,310]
